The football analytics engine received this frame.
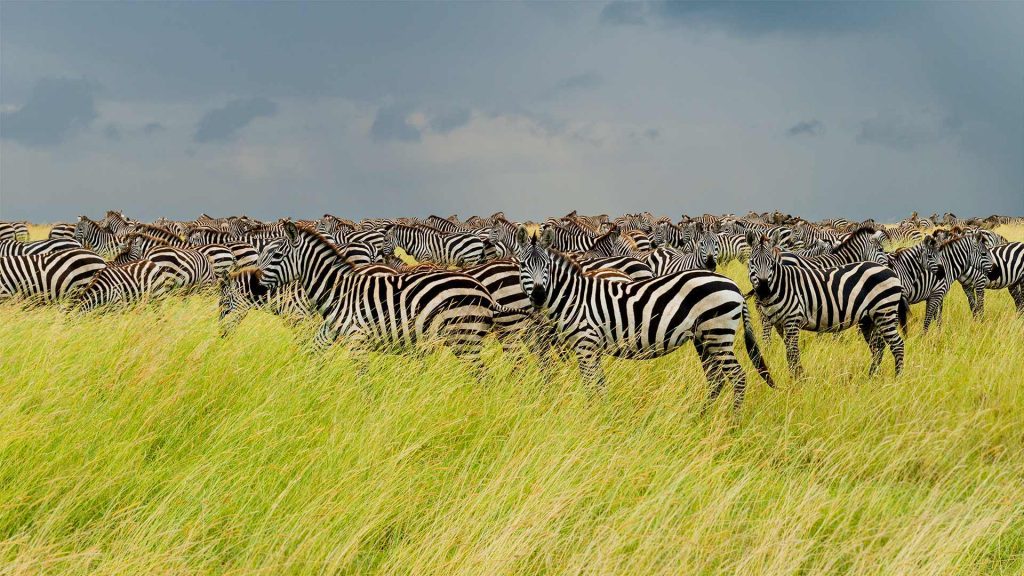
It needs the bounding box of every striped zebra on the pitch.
[185,228,260,268]
[934,230,994,317]
[651,221,696,250]
[880,225,925,248]
[779,226,887,269]
[542,219,601,253]
[218,268,316,336]
[645,230,718,276]
[102,211,134,238]
[49,223,76,240]
[0,222,21,242]
[515,227,773,408]
[582,227,644,258]
[145,246,217,289]
[716,233,751,265]
[77,260,177,311]
[123,230,236,275]
[746,232,906,376]
[258,222,496,373]
[381,224,487,267]
[571,255,655,281]
[74,216,119,257]
[985,241,1023,315]
[316,214,357,237]
[0,249,106,303]
[0,238,81,257]
[886,239,948,331]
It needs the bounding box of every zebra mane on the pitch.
[78,215,110,230]
[126,232,175,246]
[286,222,362,269]
[134,223,182,241]
[828,225,881,254]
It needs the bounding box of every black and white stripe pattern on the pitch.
[49,223,76,240]
[74,216,119,257]
[516,227,773,408]
[381,224,487,267]
[985,241,1024,315]
[218,267,315,336]
[886,239,948,331]
[747,233,906,376]
[77,260,177,311]
[145,246,216,290]
[258,222,496,372]
[0,248,106,302]
[0,238,81,257]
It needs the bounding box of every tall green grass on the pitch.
[1,226,1021,574]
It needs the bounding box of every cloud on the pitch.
[856,111,954,150]
[603,1,908,35]
[601,1,647,26]
[429,108,472,135]
[193,97,278,143]
[142,122,165,135]
[370,102,422,142]
[0,77,98,147]
[103,123,121,141]
[554,71,604,93]
[786,119,824,138]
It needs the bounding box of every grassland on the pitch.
[1,225,1022,574]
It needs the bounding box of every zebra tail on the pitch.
[898,295,909,336]
[741,301,775,388]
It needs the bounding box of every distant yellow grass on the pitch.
[0,225,1020,574]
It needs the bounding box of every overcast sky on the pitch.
[1,1,1022,223]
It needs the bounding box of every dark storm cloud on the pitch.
[193,97,278,143]
[787,120,824,138]
[605,1,907,35]
[0,77,97,147]
[555,72,604,93]
[429,108,472,135]
[370,102,421,143]
[142,122,166,135]
[600,2,647,26]
[856,114,951,150]
[103,123,121,141]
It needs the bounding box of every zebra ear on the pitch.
[515,225,530,246]
[283,220,300,241]
[744,230,759,247]
[539,227,556,248]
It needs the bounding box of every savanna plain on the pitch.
[1,224,1022,575]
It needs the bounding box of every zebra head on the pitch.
[966,231,994,279]
[920,236,946,280]
[746,230,780,297]
[694,224,719,271]
[515,225,556,306]
[257,237,296,289]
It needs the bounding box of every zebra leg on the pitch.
[757,302,772,345]
[694,339,726,414]
[973,281,986,317]
[1011,284,1024,315]
[783,322,803,377]
[878,316,905,375]
[574,341,605,393]
[312,321,341,353]
[923,294,943,332]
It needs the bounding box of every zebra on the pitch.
[582,227,644,258]
[123,231,236,275]
[515,226,773,408]
[49,223,77,240]
[145,246,217,290]
[0,249,106,303]
[217,267,316,336]
[645,231,719,276]
[885,239,948,331]
[316,214,357,237]
[880,225,925,248]
[185,228,259,268]
[257,222,496,374]
[746,231,906,377]
[779,226,887,269]
[541,219,602,253]
[486,218,523,257]
[571,255,655,281]
[425,214,471,233]
[102,211,134,238]
[716,233,751,265]
[77,260,178,311]
[381,224,487,267]
[651,221,696,250]
[985,241,1024,315]
[74,216,119,257]
[932,230,995,317]
[0,238,82,257]
[0,222,21,242]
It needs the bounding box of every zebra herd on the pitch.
[1,210,1021,409]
